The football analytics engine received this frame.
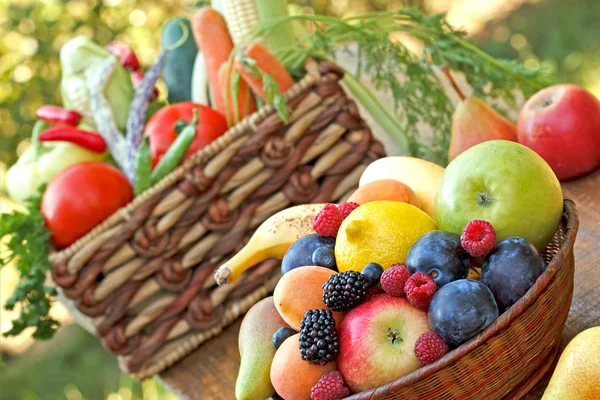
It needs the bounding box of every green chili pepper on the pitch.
[151,108,198,184]
[133,136,152,196]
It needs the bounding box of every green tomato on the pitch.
[435,140,563,251]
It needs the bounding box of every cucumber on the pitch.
[160,18,197,103]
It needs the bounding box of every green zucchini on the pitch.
[160,18,197,104]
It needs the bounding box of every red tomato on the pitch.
[41,162,133,249]
[144,102,228,168]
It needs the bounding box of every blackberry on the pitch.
[322,271,369,311]
[299,309,338,365]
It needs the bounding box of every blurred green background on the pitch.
[0,0,599,399]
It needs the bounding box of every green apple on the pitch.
[435,140,563,250]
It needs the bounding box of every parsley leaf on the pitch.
[1,186,59,340]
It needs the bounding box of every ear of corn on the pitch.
[221,0,295,51]
[221,0,261,45]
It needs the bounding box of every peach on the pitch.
[271,334,336,400]
[348,179,421,209]
[273,266,345,330]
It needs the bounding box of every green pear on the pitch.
[236,296,290,400]
[542,327,600,400]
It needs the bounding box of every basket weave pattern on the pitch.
[48,61,384,379]
[348,200,578,400]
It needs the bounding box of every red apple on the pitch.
[337,294,431,393]
[517,84,600,180]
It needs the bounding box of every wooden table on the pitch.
[160,169,600,400]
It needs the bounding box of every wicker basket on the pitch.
[48,60,384,380]
[347,200,579,400]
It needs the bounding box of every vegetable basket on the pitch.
[48,60,384,379]
[348,200,578,400]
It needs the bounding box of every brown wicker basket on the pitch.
[48,60,384,380]
[347,200,578,400]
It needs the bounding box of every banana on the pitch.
[215,203,325,285]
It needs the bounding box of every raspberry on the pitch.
[338,202,359,219]
[380,264,410,297]
[311,371,350,400]
[461,220,496,257]
[404,272,437,310]
[313,204,344,237]
[414,332,449,365]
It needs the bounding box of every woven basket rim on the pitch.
[349,199,579,399]
[48,62,322,264]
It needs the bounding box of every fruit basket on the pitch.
[48,60,383,379]
[347,200,578,399]
[231,198,577,400]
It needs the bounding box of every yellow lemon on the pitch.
[335,201,436,272]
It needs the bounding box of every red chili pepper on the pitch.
[131,69,159,101]
[35,105,82,127]
[38,127,107,153]
[106,43,140,71]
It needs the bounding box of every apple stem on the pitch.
[440,65,466,101]
[538,98,554,109]
[387,328,403,345]
[477,192,493,207]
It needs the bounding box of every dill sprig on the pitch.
[0,186,59,340]
[241,8,551,165]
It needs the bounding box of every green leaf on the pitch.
[0,185,59,340]
[263,72,291,123]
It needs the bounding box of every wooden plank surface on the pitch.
[160,169,600,400]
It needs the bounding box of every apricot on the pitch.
[348,179,421,209]
[273,266,345,330]
[271,334,336,400]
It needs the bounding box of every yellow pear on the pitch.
[542,327,600,400]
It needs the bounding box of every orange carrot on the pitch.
[191,8,234,115]
[218,63,256,126]
[234,42,295,100]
